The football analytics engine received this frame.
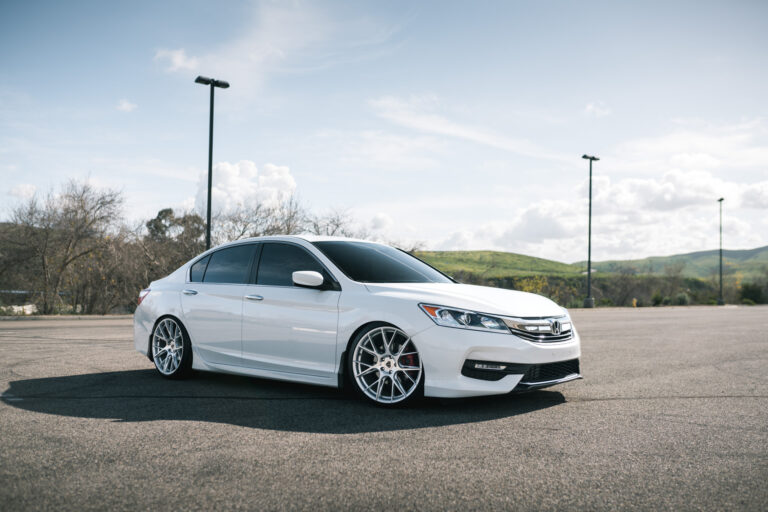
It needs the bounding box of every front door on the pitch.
[241,242,340,378]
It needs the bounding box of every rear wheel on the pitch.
[151,317,192,379]
[348,324,423,406]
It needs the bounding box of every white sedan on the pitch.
[134,236,582,406]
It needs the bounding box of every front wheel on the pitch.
[151,317,192,379]
[348,324,423,406]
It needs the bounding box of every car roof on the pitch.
[215,234,376,248]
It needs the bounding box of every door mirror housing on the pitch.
[292,270,325,288]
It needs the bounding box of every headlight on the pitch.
[419,304,509,333]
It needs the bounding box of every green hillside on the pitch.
[415,250,582,278]
[415,245,768,281]
[583,246,768,280]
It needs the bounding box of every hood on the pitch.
[364,282,566,318]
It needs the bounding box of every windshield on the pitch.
[312,241,453,284]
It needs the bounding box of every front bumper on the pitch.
[411,324,582,398]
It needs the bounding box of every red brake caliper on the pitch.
[399,353,416,368]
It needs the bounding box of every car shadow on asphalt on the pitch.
[2,369,566,434]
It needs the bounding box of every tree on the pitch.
[139,209,205,282]
[7,181,122,313]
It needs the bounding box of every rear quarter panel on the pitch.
[133,284,184,356]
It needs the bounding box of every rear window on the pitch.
[202,244,255,284]
[312,241,452,283]
[189,255,210,282]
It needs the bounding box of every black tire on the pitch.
[347,322,424,407]
[151,317,193,380]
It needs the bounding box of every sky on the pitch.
[1,0,767,262]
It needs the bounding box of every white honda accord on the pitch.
[134,236,582,405]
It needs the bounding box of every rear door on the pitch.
[180,243,258,366]
[241,242,340,378]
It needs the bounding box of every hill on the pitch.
[583,246,768,280]
[415,250,582,278]
[415,245,768,281]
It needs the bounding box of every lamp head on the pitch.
[195,76,212,85]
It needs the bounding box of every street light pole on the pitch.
[195,75,230,250]
[718,197,724,305]
[582,154,599,308]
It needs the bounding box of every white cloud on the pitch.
[609,120,768,175]
[584,101,611,118]
[9,183,36,199]
[428,168,768,261]
[194,160,296,214]
[316,129,444,171]
[497,202,576,244]
[116,99,137,112]
[370,95,569,163]
[153,4,399,98]
[370,213,393,231]
[586,169,743,212]
[436,231,472,250]
[742,181,768,209]
[154,48,199,72]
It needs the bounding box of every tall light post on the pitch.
[718,197,724,305]
[195,75,230,250]
[582,154,599,308]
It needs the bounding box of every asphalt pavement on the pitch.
[0,306,766,511]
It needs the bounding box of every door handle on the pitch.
[245,294,264,301]
[182,289,198,295]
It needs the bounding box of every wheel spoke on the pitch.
[365,335,382,355]
[355,366,378,378]
[380,328,391,353]
[363,377,382,393]
[393,376,406,397]
[400,369,417,385]
[388,329,397,353]
[161,322,172,341]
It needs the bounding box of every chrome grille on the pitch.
[503,316,574,343]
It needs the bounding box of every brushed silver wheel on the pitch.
[351,326,422,405]
[152,318,187,377]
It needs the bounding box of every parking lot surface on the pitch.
[1,306,766,511]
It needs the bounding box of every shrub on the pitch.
[566,299,582,309]
[674,292,690,306]
[662,296,672,306]
[740,282,765,304]
[652,292,663,306]
[741,298,756,306]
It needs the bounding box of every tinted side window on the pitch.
[203,245,255,284]
[189,255,210,282]
[257,243,325,287]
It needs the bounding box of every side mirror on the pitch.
[292,270,325,288]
